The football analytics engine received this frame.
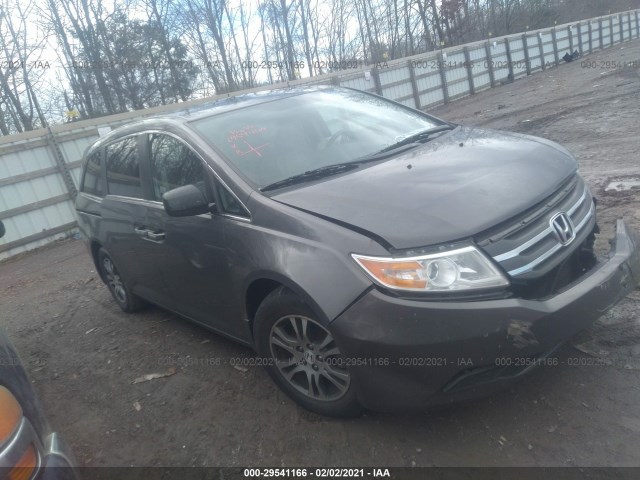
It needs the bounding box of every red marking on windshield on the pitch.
[234,139,270,157]
[228,125,267,143]
[228,125,269,157]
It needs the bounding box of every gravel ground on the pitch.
[1,39,640,468]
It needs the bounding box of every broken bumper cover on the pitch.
[331,220,640,412]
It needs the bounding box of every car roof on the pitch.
[154,84,342,124]
[85,85,339,153]
[85,85,353,156]
[166,85,330,121]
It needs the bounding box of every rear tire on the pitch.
[254,287,364,417]
[97,248,145,313]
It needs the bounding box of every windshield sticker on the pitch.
[228,126,270,157]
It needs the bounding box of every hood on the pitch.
[272,127,577,250]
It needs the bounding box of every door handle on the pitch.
[146,231,165,241]
[134,227,165,243]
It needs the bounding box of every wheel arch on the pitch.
[244,272,332,341]
[89,239,104,278]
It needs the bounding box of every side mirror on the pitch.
[162,185,212,217]
[0,220,4,239]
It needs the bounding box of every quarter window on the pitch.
[149,134,207,202]
[214,181,249,218]
[81,150,103,197]
[105,137,143,198]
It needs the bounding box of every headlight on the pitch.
[0,386,39,480]
[0,386,22,443]
[352,246,509,292]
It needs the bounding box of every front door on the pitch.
[142,133,239,336]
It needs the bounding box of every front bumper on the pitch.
[331,220,640,412]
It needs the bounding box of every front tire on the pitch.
[254,287,364,417]
[97,248,145,313]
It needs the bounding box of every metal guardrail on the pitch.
[0,9,638,260]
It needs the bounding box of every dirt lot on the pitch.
[1,39,640,468]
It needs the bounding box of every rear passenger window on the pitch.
[149,134,207,202]
[81,150,103,197]
[105,137,143,198]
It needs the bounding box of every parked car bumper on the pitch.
[0,418,77,480]
[40,433,77,480]
[0,331,78,480]
[331,220,640,412]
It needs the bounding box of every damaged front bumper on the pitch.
[331,220,640,412]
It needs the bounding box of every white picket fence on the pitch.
[1,10,638,260]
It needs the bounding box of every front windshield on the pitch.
[190,88,441,188]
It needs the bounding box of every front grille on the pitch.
[478,175,596,281]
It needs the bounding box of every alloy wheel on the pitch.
[102,257,127,305]
[269,315,350,402]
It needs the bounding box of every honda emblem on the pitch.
[550,212,575,246]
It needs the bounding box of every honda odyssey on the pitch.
[76,86,640,416]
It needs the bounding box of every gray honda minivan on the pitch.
[76,86,640,416]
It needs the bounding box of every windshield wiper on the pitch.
[375,124,456,154]
[260,124,456,192]
[261,163,360,192]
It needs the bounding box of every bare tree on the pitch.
[145,0,191,101]
[0,0,50,133]
[3,0,638,134]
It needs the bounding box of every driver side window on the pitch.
[149,134,209,202]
